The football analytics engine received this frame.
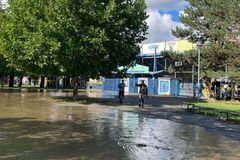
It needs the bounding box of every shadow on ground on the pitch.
[51,95,240,142]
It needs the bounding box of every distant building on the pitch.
[140,40,193,57]
[136,40,193,74]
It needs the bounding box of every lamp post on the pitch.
[197,45,201,102]
[164,59,167,71]
[153,46,157,72]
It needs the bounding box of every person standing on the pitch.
[118,79,126,103]
[135,80,148,107]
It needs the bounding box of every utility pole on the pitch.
[192,65,195,97]
[153,46,157,72]
[197,47,201,102]
[164,59,167,70]
[225,64,228,81]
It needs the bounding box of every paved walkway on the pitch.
[0,90,239,159]
[60,94,240,142]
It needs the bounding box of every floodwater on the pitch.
[0,89,239,160]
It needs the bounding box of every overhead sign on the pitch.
[141,42,165,56]
[148,45,159,51]
[176,40,193,51]
[166,41,177,51]
[118,64,149,74]
[127,64,149,74]
[175,61,183,66]
[141,40,193,56]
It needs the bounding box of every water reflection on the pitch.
[0,90,239,160]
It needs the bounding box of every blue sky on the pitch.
[145,0,189,42]
[159,10,180,22]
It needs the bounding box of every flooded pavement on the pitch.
[0,89,240,160]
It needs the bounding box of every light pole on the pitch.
[197,45,201,101]
[153,46,157,72]
[164,59,167,70]
[192,65,195,97]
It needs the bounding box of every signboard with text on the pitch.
[141,40,193,57]
[159,80,170,95]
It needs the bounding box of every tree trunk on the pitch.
[33,78,37,86]
[9,75,14,87]
[46,77,51,88]
[0,76,3,89]
[72,77,79,99]
[55,77,58,88]
[18,76,23,88]
[28,77,32,85]
[40,76,45,88]
[65,77,71,88]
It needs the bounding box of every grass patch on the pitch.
[186,98,240,123]
[188,99,240,111]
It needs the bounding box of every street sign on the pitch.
[175,61,183,66]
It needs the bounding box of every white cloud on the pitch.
[1,0,7,4]
[1,0,8,8]
[144,0,188,42]
[146,0,188,11]
[145,9,184,42]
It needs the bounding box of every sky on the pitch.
[145,0,189,43]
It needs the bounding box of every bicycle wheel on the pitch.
[119,95,123,104]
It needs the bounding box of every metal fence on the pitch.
[103,78,159,96]
[170,80,179,96]
[102,78,189,97]
[148,79,159,95]
[102,78,120,94]
[129,78,138,94]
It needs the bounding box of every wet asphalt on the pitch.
[0,89,239,160]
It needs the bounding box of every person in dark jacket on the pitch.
[118,80,126,103]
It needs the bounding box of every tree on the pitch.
[162,50,197,73]
[0,1,9,87]
[47,0,148,97]
[0,0,148,96]
[0,0,61,88]
[172,0,240,78]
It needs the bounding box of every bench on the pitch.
[184,104,214,115]
[192,105,215,115]
[183,103,240,122]
[219,111,240,120]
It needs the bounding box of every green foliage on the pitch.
[0,0,148,82]
[46,0,148,78]
[1,0,62,77]
[191,100,240,112]
[161,50,197,73]
[0,2,9,76]
[172,0,240,78]
[0,55,8,76]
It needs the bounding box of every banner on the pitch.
[176,40,193,51]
